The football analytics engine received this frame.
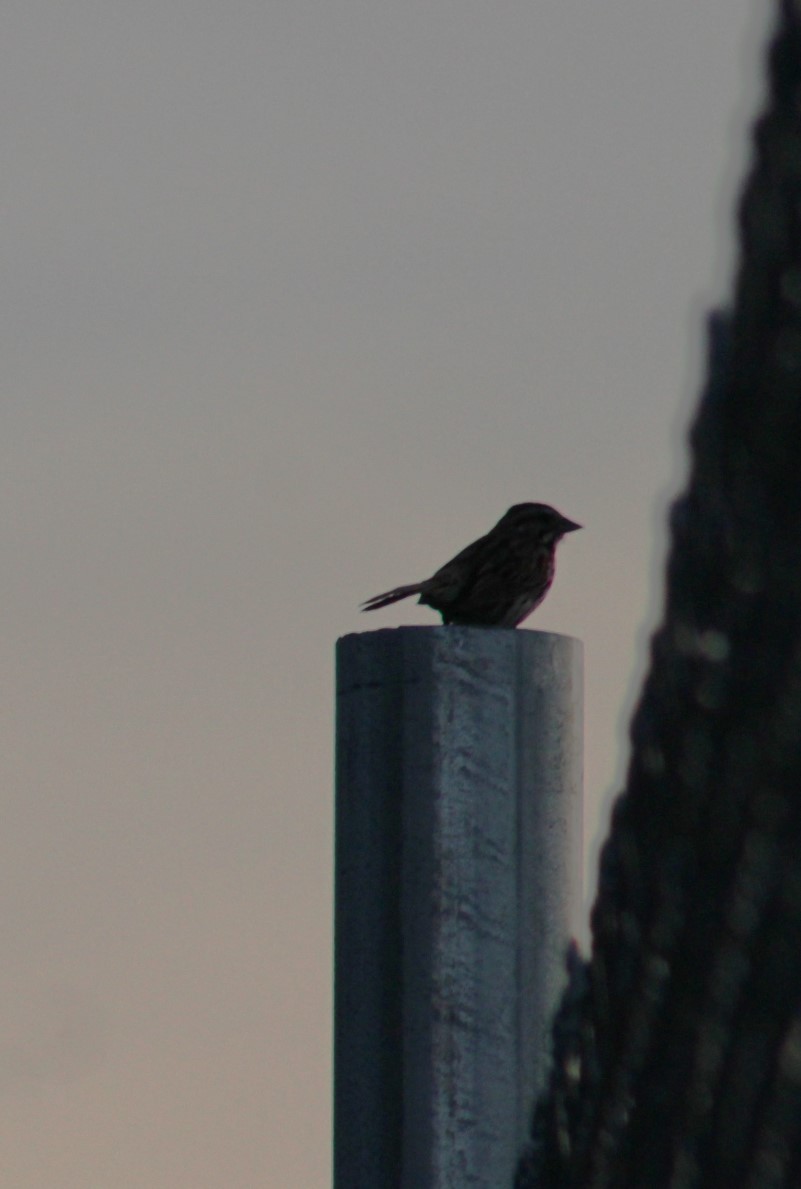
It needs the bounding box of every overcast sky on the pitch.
[1,1,768,1184]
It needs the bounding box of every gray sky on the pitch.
[1,2,767,1184]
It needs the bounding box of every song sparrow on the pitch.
[361,503,581,628]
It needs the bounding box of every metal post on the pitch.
[334,626,582,1188]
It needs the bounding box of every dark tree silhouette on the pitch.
[517,4,801,1186]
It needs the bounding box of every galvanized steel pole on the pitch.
[334,626,582,1188]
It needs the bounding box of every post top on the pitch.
[337,624,582,649]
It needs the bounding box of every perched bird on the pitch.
[361,503,581,628]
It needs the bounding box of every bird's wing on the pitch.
[458,547,520,614]
[421,534,489,603]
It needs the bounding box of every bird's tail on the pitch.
[361,583,423,612]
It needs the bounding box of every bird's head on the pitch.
[498,502,582,543]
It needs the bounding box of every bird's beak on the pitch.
[561,517,582,533]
